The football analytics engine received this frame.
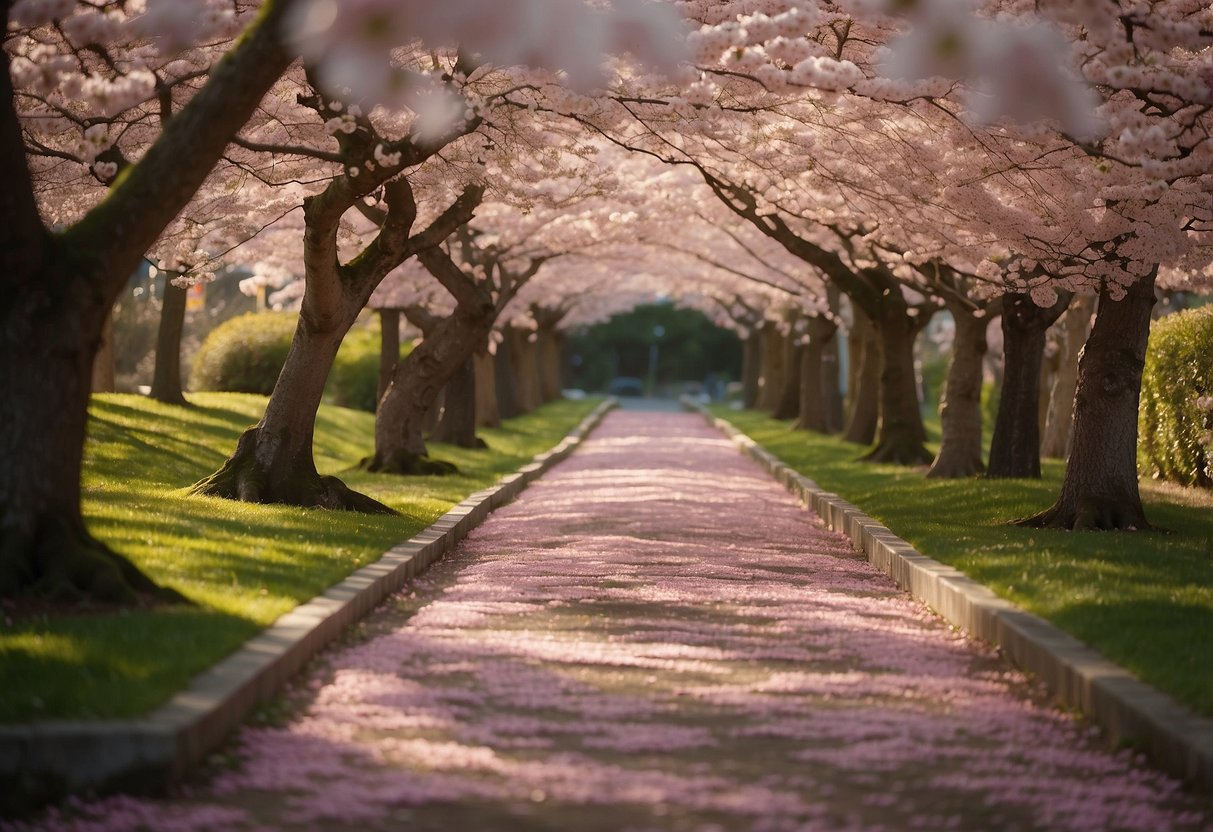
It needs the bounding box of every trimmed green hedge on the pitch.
[191,312,395,412]
[1139,306,1213,487]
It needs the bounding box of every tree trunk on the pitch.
[1,3,294,603]
[507,327,542,414]
[193,311,393,512]
[756,323,786,412]
[432,356,485,449]
[494,335,521,419]
[150,281,188,405]
[536,327,565,403]
[474,352,500,428]
[773,336,804,420]
[1041,294,1095,459]
[843,308,879,445]
[987,291,1069,478]
[742,332,761,409]
[822,333,844,432]
[861,303,933,464]
[364,301,495,475]
[927,306,989,478]
[377,309,400,409]
[91,311,116,394]
[795,316,839,433]
[1,293,185,603]
[1019,274,1157,530]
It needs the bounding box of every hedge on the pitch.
[1139,305,1213,488]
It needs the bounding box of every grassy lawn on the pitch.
[712,407,1213,720]
[0,393,599,722]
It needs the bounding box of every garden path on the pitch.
[26,411,1210,831]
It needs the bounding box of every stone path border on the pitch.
[0,399,616,810]
[685,399,1213,797]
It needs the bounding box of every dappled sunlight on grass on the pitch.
[713,407,1213,719]
[0,394,598,721]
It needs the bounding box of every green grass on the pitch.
[713,407,1213,719]
[0,393,599,722]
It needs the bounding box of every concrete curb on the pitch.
[0,398,616,810]
[685,399,1213,796]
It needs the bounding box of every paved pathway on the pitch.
[22,412,1210,831]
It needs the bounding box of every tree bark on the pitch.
[1040,294,1095,459]
[150,281,189,405]
[756,322,786,412]
[843,307,879,445]
[474,351,501,428]
[91,311,116,394]
[1019,274,1157,530]
[822,333,844,432]
[494,335,521,419]
[861,302,933,464]
[1,3,294,602]
[536,327,565,403]
[741,332,761,409]
[377,309,401,409]
[927,305,989,478]
[507,327,543,414]
[432,356,485,449]
[773,335,804,420]
[987,291,1070,478]
[365,303,495,474]
[795,315,839,433]
[0,293,185,603]
[192,306,394,512]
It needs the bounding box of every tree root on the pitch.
[1015,497,1153,531]
[193,428,396,514]
[925,453,985,479]
[360,450,460,476]
[0,515,188,606]
[860,439,934,466]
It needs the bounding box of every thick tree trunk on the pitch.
[927,306,989,478]
[1041,294,1095,459]
[150,281,188,405]
[193,312,393,513]
[507,327,543,414]
[843,308,879,445]
[756,323,786,412]
[1019,275,1157,530]
[741,332,762,409]
[1,294,185,603]
[773,337,804,420]
[377,309,400,409]
[795,316,839,433]
[1,4,294,603]
[474,352,500,428]
[364,301,495,475]
[494,335,521,419]
[862,303,933,465]
[536,327,565,403]
[91,311,116,394]
[987,292,1069,478]
[432,356,485,449]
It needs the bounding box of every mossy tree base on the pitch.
[192,427,395,514]
[0,514,187,605]
[1015,498,1153,532]
[359,450,459,476]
